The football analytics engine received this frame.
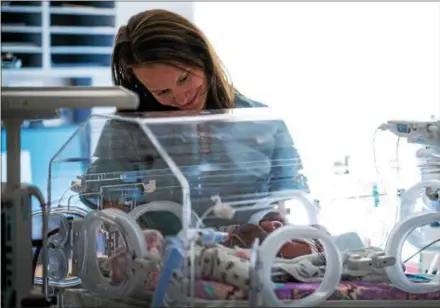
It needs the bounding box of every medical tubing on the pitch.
[152,237,186,307]
[385,211,440,293]
[259,225,342,307]
[403,238,440,264]
[35,205,90,220]
[399,179,440,252]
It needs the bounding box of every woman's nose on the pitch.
[174,88,191,105]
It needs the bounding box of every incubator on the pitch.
[2,87,440,307]
[377,120,440,294]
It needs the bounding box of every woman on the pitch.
[84,9,309,231]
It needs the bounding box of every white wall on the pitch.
[195,2,440,189]
[195,3,440,257]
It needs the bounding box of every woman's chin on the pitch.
[183,98,205,111]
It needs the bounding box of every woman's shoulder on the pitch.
[234,92,267,109]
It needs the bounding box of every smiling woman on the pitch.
[111,9,235,112]
[132,64,207,111]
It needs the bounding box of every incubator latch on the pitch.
[345,247,396,273]
[142,180,156,193]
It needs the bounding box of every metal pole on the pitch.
[5,119,22,190]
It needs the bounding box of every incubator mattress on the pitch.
[64,280,440,308]
[192,280,440,301]
[91,216,440,305]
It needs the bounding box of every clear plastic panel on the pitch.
[42,110,440,308]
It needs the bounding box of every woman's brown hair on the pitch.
[112,9,236,112]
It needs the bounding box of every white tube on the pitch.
[259,225,342,307]
[76,208,147,297]
[399,179,440,252]
[385,211,440,294]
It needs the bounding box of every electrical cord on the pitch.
[377,134,401,248]
[372,126,404,248]
[403,238,440,264]
[372,127,383,180]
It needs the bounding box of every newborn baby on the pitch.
[222,211,325,259]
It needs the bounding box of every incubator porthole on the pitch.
[32,212,69,247]
[76,209,147,298]
[48,213,69,247]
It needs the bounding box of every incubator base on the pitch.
[62,289,440,308]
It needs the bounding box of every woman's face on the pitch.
[132,63,208,111]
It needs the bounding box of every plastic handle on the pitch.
[249,191,319,225]
[259,225,342,307]
[76,208,147,298]
[385,211,440,294]
[291,191,319,225]
[399,179,440,252]
[129,201,200,227]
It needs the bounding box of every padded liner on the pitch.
[194,280,440,301]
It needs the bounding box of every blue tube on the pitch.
[152,237,185,307]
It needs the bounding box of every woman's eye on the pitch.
[179,73,189,83]
[157,89,170,96]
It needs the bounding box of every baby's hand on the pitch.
[108,229,164,286]
[108,248,131,283]
[143,229,164,260]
